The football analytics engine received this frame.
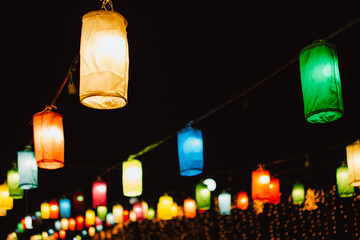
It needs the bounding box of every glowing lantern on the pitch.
[346,140,360,186]
[177,126,204,176]
[292,183,305,204]
[17,149,38,189]
[85,209,96,227]
[123,209,129,223]
[52,232,59,240]
[25,215,33,229]
[203,178,216,191]
[141,201,149,219]
[147,207,155,220]
[88,226,96,237]
[59,198,71,218]
[218,192,231,215]
[21,218,26,229]
[59,230,66,240]
[41,202,50,219]
[299,41,343,123]
[0,208,6,216]
[123,158,142,197]
[170,202,179,217]
[49,201,59,219]
[17,222,24,233]
[129,210,137,222]
[336,164,354,197]
[80,9,129,109]
[92,180,107,208]
[184,198,196,218]
[236,191,249,210]
[7,169,23,199]
[54,220,61,231]
[251,166,270,202]
[34,211,42,226]
[76,215,84,230]
[157,194,173,220]
[97,206,107,221]
[112,204,123,224]
[133,202,144,220]
[195,182,211,210]
[95,216,102,227]
[33,109,64,169]
[269,178,280,204]
[106,213,115,226]
[61,218,69,230]
[68,218,76,231]
[0,183,13,210]
[73,192,85,213]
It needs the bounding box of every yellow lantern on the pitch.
[85,209,96,227]
[112,204,123,224]
[61,218,69,230]
[0,183,13,210]
[170,202,179,218]
[41,202,50,219]
[129,210,137,222]
[346,139,360,186]
[80,9,129,109]
[122,159,142,197]
[88,226,96,237]
[157,194,173,220]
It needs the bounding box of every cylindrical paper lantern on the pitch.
[129,210,137,222]
[7,169,24,199]
[41,202,50,219]
[141,201,148,219]
[59,229,66,240]
[97,206,107,221]
[252,167,270,202]
[346,140,360,186]
[157,194,173,220]
[25,215,33,229]
[269,178,280,204]
[80,10,129,109]
[49,200,59,219]
[184,198,196,218]
[122,159,142,197]
[195,182,211,210]
[92,181,107,208]
[68,218,76,231]
[112,204,123,224]
[218,192,231,215]
[85,209,96,227]
[147,207,155,220]
[237,191,249,210]
[61,218,69,230]
[88,226,96,237]
[177,126,204,176]
[73,192,85,213]
[106,213,115,226]
[292,183,305,204]
[0,183,13,210]
[59,198,71,218]
[17,222,24,233]
[33,110,64,169]
[299,41,343,123]
[95,216,102,226]
[17,150,38,189]
[76,215,84,230]
[133,202,144,220]
[336,164,354,197]
[123,209,129,223]
[54,220,61,231]
[170,202,178,218]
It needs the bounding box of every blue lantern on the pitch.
[177,125,204,176]
[218,192,231,215]
[17,149,38,189]
[59,198,71,218]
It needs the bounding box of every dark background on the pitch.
[1,0,360,237]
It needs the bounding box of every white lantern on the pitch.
[346,139,360,186]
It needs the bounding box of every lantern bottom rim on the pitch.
[305,108,343,123]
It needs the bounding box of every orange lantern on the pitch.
[184,198,196,218]
[59,229,66,239]
[33,109,64,169]
[68,218,76,231]
[49,200,59,219]
[76,215,84,230]
[236,191,249,210]
[252,166,270,202]
[269,177,281,204]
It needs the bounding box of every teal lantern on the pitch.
[195,182,211,210]
[7,169,24,199]
[59,198,71,218]
[177,125,204,176]
[17,149,38,189]
[299,41,343,123]
[292,183,305,204]
[218,192,231,215]
[336,164,354,198]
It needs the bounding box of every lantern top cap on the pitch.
[299,40,337,55]
[82,10,128,27]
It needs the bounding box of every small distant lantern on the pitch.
[17,149,38,189]
[0,208,6,216]
[0,183,13,210]
[184,198,196,218]
[49,201,59,219]
[112,204,123,224]
[59,198,71,218]
[61,218,69,230]
[17,222,24,233]
[147,207,156,220]
[122,158,142,197]
[336,163,354,197]
[269,178,281,204]
[106,213,115,226]
[32,109,64,169]
[346,139,360,186]
[85,209,96,227]
[129,210,137,222]
[236,191,249,210]
[68,218,76,231]
[73,192,85,213]
[41,202,50,219]
[123,209,129,223]
[218,192,231,215]
[292,183,305,204]
[251,166,270,202]
[76,215,84,230]
[170,202,179,218]
[141,201,149,219]
[177,126,204,176]
[92,180,107,208]
[34,211,42,226]
[59,229,66,240]
[88,226,96,237]
[80,9,129,109]
[54,220,62,231]
[7,169,24,199]
[25,215,33,229]
[133,202,144,220]
[299,41,343,123]
[195,182,211,210]
[157,194,173,220]
[97,206,107,221]
[203,178,217,192]
[95,216,102,227]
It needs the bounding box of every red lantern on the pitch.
[123,209,129,223]
[236,191,249,210]
[133,202,144,220]
[92,181,107,208]
[49,200,59,219]
[59,229,66,239]
[68,218,76,231]
[252,166,270,202]
[76,215,84,230]
[184,198,196,218]
[52,232,59,240]
[269,177,281,204]
[33,109,64,169]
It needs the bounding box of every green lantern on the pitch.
[299,41,343,123]
[97,206,107,221]
[336,164,354,198]
[195,182,211,210]
[292,183,305,204]
[7,169,24,199]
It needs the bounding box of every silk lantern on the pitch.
[97,206,107,221]
[237,191,249,210]
[177,126,204,176]
[92,180,107,208]
[133,202,144,220]
[80,9,129,109]
[123,209,129,223]
[41,202,50,219]
[59,198,71,218]
[33,110,64,169]
[106,213,115,226]
[68,218,76,231]
[25,215,33,229]
[269,178,280,204]
[59,230,66,240]
[184,198,196,218]
[218,192,231,215]
[7,169,24,199]
[171,202,179,218]
[147,207,155,220]
[141,201,149,219]
[157,194,173,220]
[299,41,343,123]
[49,200,59,219]
[76,215,84,230]
[336,164,354,197]
[252,167,270,202]
[17,222,24,233]
[17,149,38,189]
[73,192,85,213]
[195,182,211,210]
[122,159,142,197]
[112,204,123,224]
[61,218,69,230]
[54,220,61,231]
[88,227,96,237]
[129,210,137,222]
[346,140,360,186]
[0,183,13,210]
[292,183,305,204]
[85,209,96,227]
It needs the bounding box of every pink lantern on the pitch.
[92,180,107,208]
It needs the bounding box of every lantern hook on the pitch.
[100,0,114,11]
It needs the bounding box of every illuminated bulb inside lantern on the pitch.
[124,167,141,180]
[97,185,106,193]
[322,64,332,77]
[269,183,274,189]
[240,198,247,204]
[339,172,347,178]
[51,205,58,211]
[96,35,126,62]
[259,175,270,184]
[77,196,84,202]
[183,137,203,153]
[45,127,63,140]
